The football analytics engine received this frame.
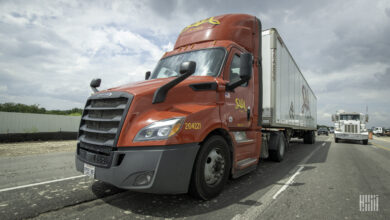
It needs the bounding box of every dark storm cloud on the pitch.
[320,20,390,72]
[325,68,390,92]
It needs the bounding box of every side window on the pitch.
[229,54,247,87]
[229,54,241,82]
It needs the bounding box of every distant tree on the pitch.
[0,102,82,116]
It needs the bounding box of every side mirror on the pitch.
[145,71,151,80]
[179,61,196,75]
[365,114,369,123]
[90,78,101,93]
[240,53,253,81]
[331,114,335,122]
[226,52,253,91]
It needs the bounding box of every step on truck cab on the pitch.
[76,14,317,200]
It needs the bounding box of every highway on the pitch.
[0,136,389,219]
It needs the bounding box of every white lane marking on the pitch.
[232,142,323,220]
[371,145,378,149]
[272,166,304,199]
[0,175,86,193]
[322,142,326,146]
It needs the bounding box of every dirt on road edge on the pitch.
[0,140,77,157]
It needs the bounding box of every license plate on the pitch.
[84,163,95,178]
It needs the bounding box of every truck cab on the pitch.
[332,112,369,145]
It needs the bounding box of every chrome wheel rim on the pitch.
[204,148,225,186]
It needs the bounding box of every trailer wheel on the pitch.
[362,139,368,145]
[189,136,231,200]
[269,132,286,162]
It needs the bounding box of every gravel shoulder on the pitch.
[373,136,390,143]
[0,140,77,157]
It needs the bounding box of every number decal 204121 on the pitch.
[185,122,201,130]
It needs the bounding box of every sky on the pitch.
[0,0,389,127]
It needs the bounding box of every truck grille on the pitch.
[344,124,358,133]
[77,92,133,167]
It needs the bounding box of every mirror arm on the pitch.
[91,87,99,93]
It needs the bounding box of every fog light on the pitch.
[134,171,154,186]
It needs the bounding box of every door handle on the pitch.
[247,106,251,121]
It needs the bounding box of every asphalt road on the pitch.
[0,135,389,219]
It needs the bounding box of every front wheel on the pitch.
[362,139,368,145]
[189,136,231,200]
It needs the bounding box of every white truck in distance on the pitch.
[373,127,383,136]
[332,111,369,145]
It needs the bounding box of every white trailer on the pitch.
[261,29,317,143]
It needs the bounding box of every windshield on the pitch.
[340,114,360,120]
[151,48,225,79]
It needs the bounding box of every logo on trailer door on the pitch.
[301,85,311,116]
[289,101,295,119]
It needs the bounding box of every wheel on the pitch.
[189,136,231,200]
[304,131,315,144]
[362,139,368,145]
[335,138,339,143]
[269,132,286,162]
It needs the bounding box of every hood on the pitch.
[104,76,217,96]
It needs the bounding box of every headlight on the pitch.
[134,117,184,141]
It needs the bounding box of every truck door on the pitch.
[221,47,257,165]
[222,47,254,129]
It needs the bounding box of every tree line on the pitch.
[0,103,83,116]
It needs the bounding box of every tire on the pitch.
[269,132,286,162]
[362,139,368,145]
[335,138,339,143]
[189,136,231,200]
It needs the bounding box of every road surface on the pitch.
[0,136,389,219]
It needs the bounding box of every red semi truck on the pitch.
[76,14,317,200]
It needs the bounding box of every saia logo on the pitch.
[182,17,220,33]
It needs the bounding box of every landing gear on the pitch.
[304,131,315,144]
